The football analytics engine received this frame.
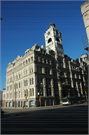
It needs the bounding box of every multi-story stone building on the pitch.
[3,23,88,107]
[80,1,89,43]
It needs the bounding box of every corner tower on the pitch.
[44,23,64,57]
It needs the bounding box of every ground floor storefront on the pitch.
[4,97,57,107]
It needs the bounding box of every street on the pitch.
[1,104,88,134]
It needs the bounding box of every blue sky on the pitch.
[0,1,87,90]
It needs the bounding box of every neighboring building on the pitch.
[81,53,88,63]
[0,91,3,106]
[80,1,89,50]
[2,88,6,107]
[4,23,88,107]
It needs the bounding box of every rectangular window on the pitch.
[46,59,48,64]
[26,70,27,75]
[10,77,12,82]
[26,80,28,86]
[19,74,20,78]
[42,58,44,63]
[50,60,52,65]
[31,57,33,62]
[7,79,9,83]
[30,89,32,96]
[32,68,33,73]
[32,88,34,96]
[19,83,20,88]
[38,57,41,62]
[45,68,50,74]
[10,93,12,98]
[16,75,18,80]
[30,69,31,74]
[7,86,9,91]
[30,79,31,85]
[7,94,8,99]
[24,80,26,86]
[16,84,18,89]
[32,78,34,84]
[10,85,12,90]
[19,91,20,98]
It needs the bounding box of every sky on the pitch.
[0,0,87,90]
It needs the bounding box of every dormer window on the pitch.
[48,38,52,43]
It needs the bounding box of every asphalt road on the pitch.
[1,104,88,134]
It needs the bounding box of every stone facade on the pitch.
[3,23,88,107]
[80,1,89,43]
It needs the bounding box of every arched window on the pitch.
[28,58,30,63]
[26,60,27,64]
[48,38,52,43]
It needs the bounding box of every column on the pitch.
[63,58,66,68]
[35,86,38,98]
[50,68,53,75]
[80,82,83,95]
[68,61,70,69]
[45,100,47,106]
[71,79,73,88]
[43,78,46,96]
[42,67,45,74]
[51,79,54,96]
[76,82,79,96]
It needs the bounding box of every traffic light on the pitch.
[39,96,41,102]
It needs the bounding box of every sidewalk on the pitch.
[1,101,88,109]
[1,103,88,118]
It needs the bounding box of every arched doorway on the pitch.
[29,100,34,107]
